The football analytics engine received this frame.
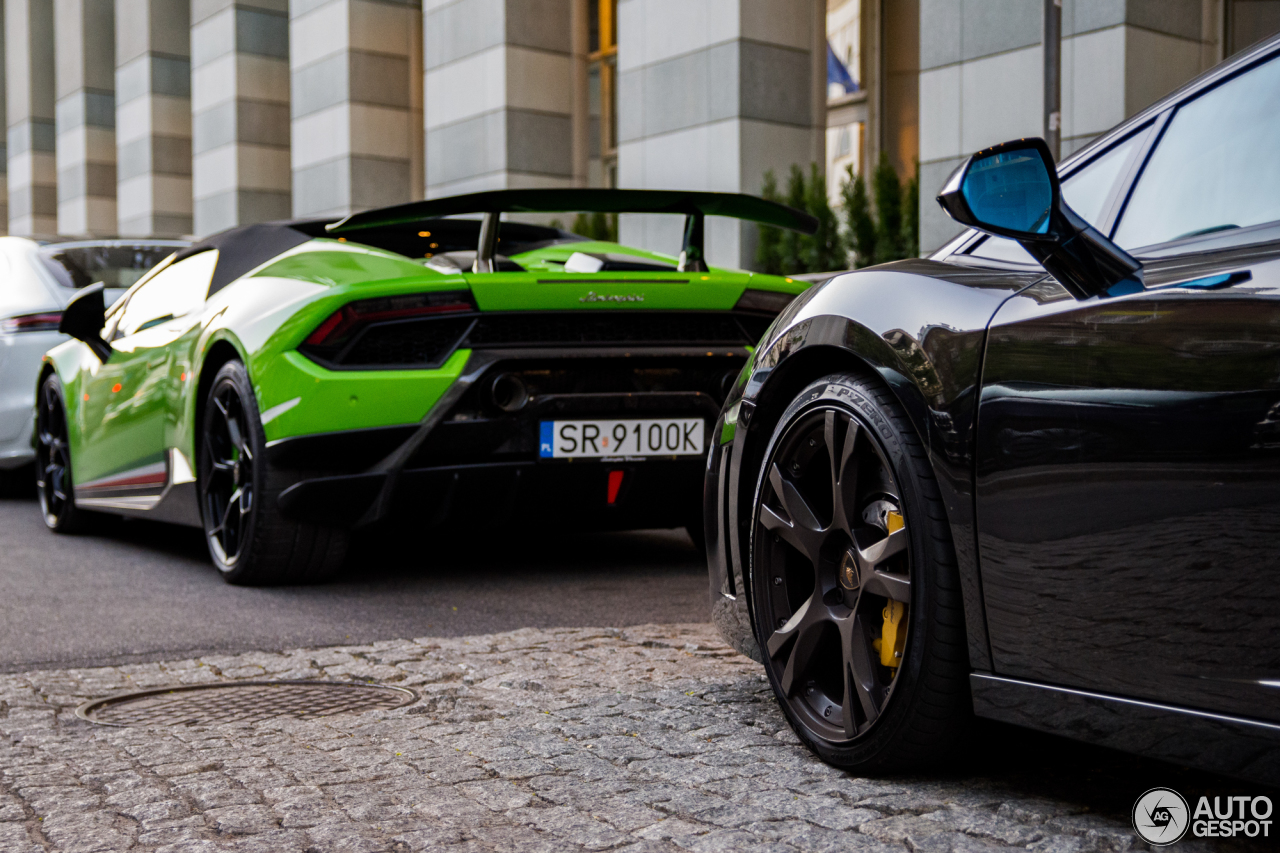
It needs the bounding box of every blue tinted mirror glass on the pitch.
[961,149,1053,235]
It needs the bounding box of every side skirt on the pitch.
[74,449,203,528]
[970,673,1280,785]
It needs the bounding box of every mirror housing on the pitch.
[937,137,1142,300]
[59,283,113,362]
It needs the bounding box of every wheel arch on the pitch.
[35,359,57,403]
[33,360,58,460]
[735,308,992,672]
[194,337,249,461]
[734,338,913,634]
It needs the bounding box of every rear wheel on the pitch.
[35,374,86,532]
[749,373,969,772]
[198,360,347,585]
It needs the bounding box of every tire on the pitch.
[35,373,88,533]
[748,372,969,772]
[685,512,706,553]
[198,360,348,585]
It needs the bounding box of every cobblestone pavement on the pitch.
[0,624,1257,853]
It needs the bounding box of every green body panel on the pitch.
[256,349,469,442]
[467,270,756,312]
[509,240,680,272]
[45,234,809,490]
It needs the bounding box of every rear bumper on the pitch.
[278,458,704,530]
[0,418,35,469]
[270,347,738,531]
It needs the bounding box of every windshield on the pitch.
[37,244,184,290]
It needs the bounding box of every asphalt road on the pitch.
[0,485,708,673]
[3,480,1275,849]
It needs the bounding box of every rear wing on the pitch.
[325,189,818,273]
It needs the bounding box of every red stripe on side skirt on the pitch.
[81,471,168,490]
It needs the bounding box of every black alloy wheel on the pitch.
[198,360,348,585]
[200,371,256,570]
[35,374,85,532]
[750,373,968,771]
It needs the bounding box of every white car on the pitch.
[0,238,187,484]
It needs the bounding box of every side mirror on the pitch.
[937,137,1142,300]
[59,283,113,362]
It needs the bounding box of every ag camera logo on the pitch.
[1132,788,1189,846]
[1132,788,1275,844]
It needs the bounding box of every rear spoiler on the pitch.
[325,189,818,273]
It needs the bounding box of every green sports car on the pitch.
[38,190,816,584]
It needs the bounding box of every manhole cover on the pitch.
[75,681,417,727]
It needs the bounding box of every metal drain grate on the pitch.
[75,681,417,727]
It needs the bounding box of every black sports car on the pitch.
[706,34,1280,782]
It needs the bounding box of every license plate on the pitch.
[539,418,705,459]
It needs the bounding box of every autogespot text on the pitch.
[1192,795,1273,838]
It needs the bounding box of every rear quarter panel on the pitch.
[196,240,474,451]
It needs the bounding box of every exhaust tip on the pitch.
[489,372,529,413]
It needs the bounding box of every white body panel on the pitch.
[0,328,64,468]
[0,237,188,471]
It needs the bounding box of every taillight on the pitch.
[733,289,797,315]
[304,291,475,347]
[0,311,62,334]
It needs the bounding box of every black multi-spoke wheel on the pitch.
[35,373,86,532]
[750,373,968,771]
[202,377,255,567]
[198,360,347,585]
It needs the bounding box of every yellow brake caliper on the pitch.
[872,510,906,669]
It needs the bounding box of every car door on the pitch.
[975,51,1280,722]
[76,251,217,494]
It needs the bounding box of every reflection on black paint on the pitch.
[977,251,1280,723]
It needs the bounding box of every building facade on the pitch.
[1,0,1277,266]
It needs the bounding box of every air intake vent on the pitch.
[301,311,775,370]
[342,317,475,367]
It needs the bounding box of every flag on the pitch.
[827,42,858,94]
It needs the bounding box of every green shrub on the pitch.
[872,154,904,264]
[754,156,920,274]
[805,163,845,272]
[755,170,784,275]
[778,165,808,274]
[842,166,876,269]
[572,211,618,242]
[757,164,849,276]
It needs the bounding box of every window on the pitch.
[38,244,181,291]
[1114,53,1280,250]
[1061,133,1142,227]
[115,250,218,338]
[968,130,1145,264]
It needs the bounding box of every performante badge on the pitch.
[579,291,644,303]
[839,551,859,590]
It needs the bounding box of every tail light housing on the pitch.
[733,289,797,315]
[0,311,62,334]
[299,290,476,369]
